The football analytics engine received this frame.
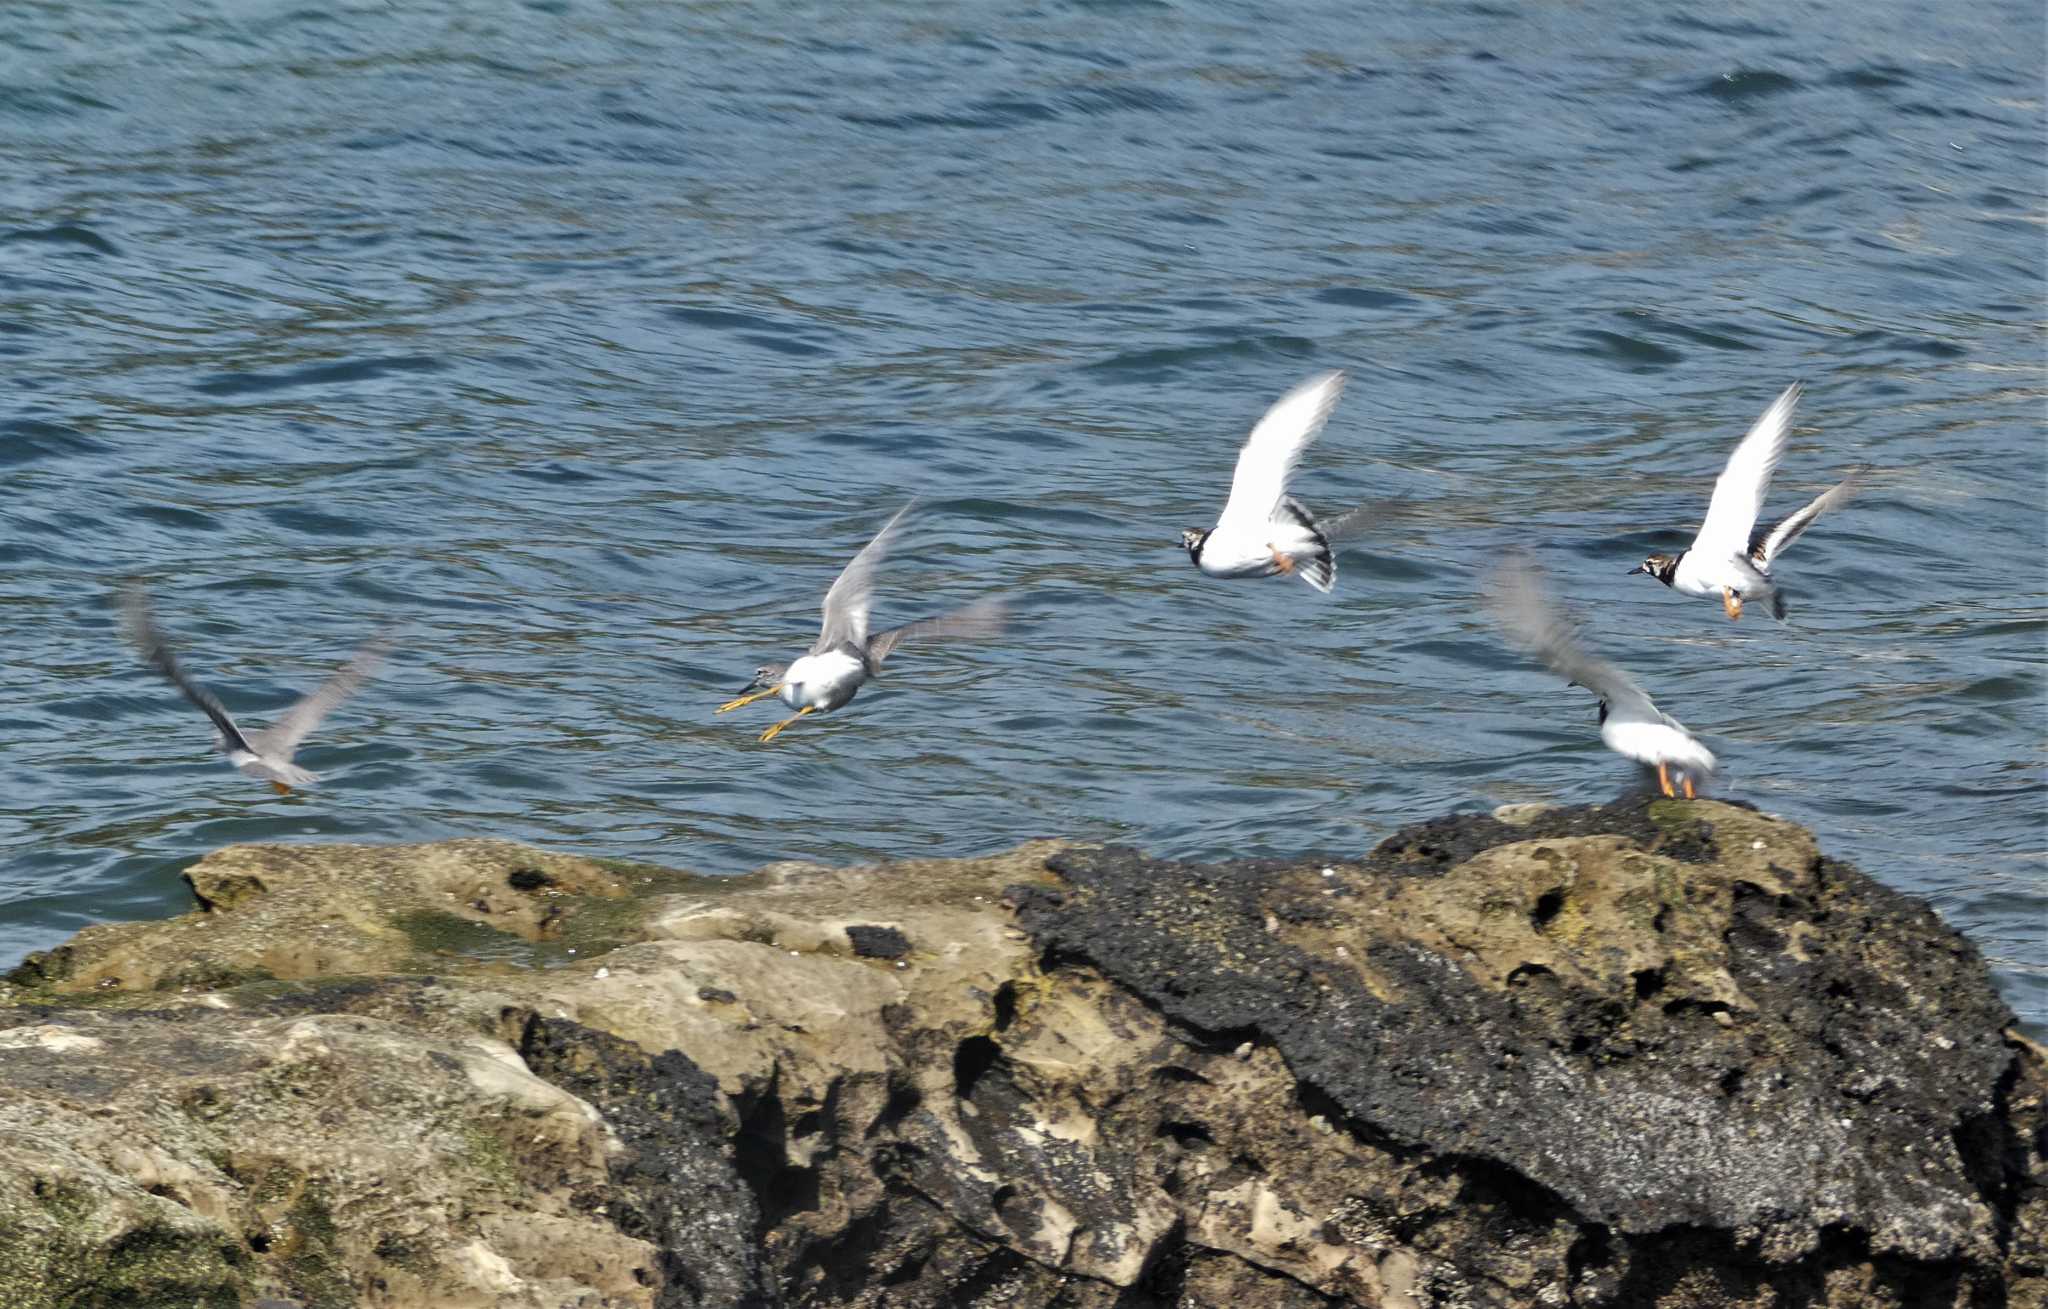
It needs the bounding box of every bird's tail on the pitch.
[1273,496,1334,593]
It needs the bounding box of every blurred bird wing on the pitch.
[1750,471,1859,565]
[1216,371,1346,532]
[814,501,914,654]
[120,583,254,754]
[1487,556,1657,719]
[1693,382,1800,560]
[247,630,391,760]
[865,597,1007,667]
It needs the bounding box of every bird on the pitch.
[118,583,390,794]
[716,504,1006,743]
[1487,555,1716,799]
[1180,370,1347,593]
[1628,382,1858,621]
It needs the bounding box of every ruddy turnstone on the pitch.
[1488,555,1716,799]
[716,503,1006,742]
[1180,370,1346,593]
[119,583,390,794]
[1629,382,1858,621]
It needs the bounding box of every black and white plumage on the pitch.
[1181,370,1345,593]
[1488,555,1716,798]
[1629,383,1857,621]
[717,503,1006,742]
[119,584,389,793]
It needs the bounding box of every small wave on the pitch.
[1827,64,1912,91]
[1,225,119,256]
[843,98,1059,131]
[1060,86,1190,116]
[262,507,373,539]
[120,504,221,533]
[1083,335,1317,380]
[1561,330,1684,370]
[192,354,444,396]
[0,419,104,467]
[1315,287,1419,312]
[1698,70,1802,102]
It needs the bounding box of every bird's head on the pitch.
[741,662,788,694]
[1178,528,1209,559]
[1628,553,1680,586]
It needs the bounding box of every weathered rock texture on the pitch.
[0,798,2037,1308]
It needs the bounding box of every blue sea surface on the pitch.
[0,0,2041,1026]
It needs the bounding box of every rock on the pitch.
[0,799,2035,1308]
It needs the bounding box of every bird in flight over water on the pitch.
[717,503,1005,743]
[119,583,390,794]
[1629,382,1859,621]
[1180,370,1348,593]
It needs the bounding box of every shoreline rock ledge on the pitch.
[0,797,2038,1308]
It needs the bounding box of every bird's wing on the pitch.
[814,501,914,655]
[246,629,391,761]
[1216,371,1346,532]
[1486,556,1657,718]
[865,598,1007,667]
[119,584,254,754]
[1693,382,1800,560]
[1750,471,1859,565]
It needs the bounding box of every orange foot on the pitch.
[270,780,292,795]
[1656,761,1676,798]
[1722,587,1743,621]
[1271,549,1295,575]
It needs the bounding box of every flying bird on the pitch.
[716,504,1005,742]
[1488,555,1716,799]
[1629,382,1858,621]
[1180,370,1347,593]
[119,584,389,794]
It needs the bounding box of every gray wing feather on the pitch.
[1486,556,1656,717]
[814,501,915,655]
[246,630,391,761]
[865,598,1007,667]
[119,584,254,754]
[1750,473,1859,565]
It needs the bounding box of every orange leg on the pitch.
[270,780,292,795]
[1722,587,1743,622]
[1682,774,1696,800]
[1271,549,1296,575]
[1656,762,1675,798]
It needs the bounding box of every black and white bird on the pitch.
[717,503,1005,743]
[1489,555,1716,799]
[1629,382,1858,621]
[119,584,389,794]
[1180,370,1346,593]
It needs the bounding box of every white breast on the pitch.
[1602,718,1716,774]
[781,649,867,709]
[1197,524,1281,579]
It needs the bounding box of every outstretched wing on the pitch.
[119,583,254,754]
[866,598,1007,667]
[1485,555,1657,719]
[246,630,391,761]
[1693,382,1800,561]
[1216,371,1346,533]
[814,502,914,655]
[1750,472,1859,566]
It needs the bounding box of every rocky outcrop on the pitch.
[0,798,2038,1308]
